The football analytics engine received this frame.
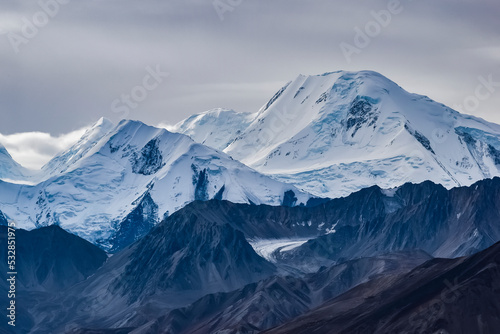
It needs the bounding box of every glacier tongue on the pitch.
[173,70,500,198]
[249,238,310,263]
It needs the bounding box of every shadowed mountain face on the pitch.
[264,241,500,334]
[278,177,500,269]
[110,204,277,302]
[0,225,108,334]
[160,186,390,242]
[133,251,431,334]
[0,225,107,292]
[24,203,278,333]
[111,177,500,272]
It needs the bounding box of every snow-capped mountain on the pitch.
[0,119,311,251]
[173,71,500,198]
[169,108,256,152]
[40,117,115,179]
[0,118,114,185]
[0,142,34,182]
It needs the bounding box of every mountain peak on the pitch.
[0,117,312,250]
[172,70,500,198]
[292,70,399,88]
[116,118,150,129]
[171,108,256,151]
[116,118,177,138]
[40,117,115,178]
[94,116,114,129]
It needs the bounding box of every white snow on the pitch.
[326,223,338,234]
[168,108,256,152]
[173,70,500,199]
[381,187,398,197]
[249,238,310,263]
[0,178,37,186]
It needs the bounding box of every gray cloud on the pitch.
[0,127,86,169]
[0,0,499,137]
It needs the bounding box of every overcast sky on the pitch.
[1,0,499,168]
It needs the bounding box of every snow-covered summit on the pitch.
[174,70,500,198]
[40,117,115,179]
[169,108,256,151]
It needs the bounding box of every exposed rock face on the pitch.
[282,177,500,267]
[131,137,165,175]
[108,192,159,252]
[192,165,209,201]
[345,96,378,137]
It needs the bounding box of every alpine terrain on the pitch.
[0,118,311,251]
[173,71,500,198]
[1,70,500,334]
